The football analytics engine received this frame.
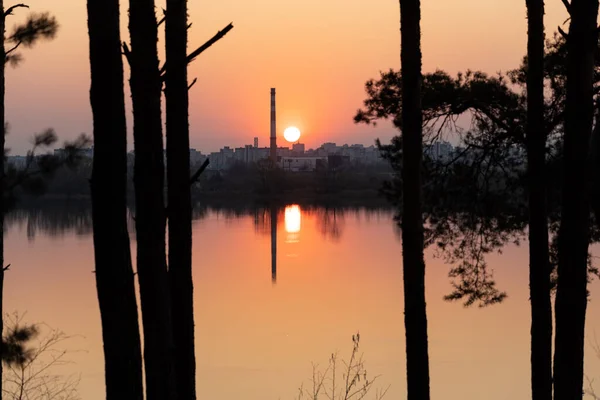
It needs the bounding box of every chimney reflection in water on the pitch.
[270,206,277,284]
[270,205,302,284]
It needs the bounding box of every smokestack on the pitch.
[270,88,277,163]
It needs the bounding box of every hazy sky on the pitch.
[5,0,571,155]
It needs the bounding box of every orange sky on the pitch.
[5,0,571,154]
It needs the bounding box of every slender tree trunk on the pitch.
[399,0,430,399]
[128,1,176,399]
[554,1,598,399]
[0,1,6,395]
[165,1,196,399]
[86,0,144,398]
[525,2,553,400]
[590,100,600,230]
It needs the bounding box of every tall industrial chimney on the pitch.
[270,88,277,163]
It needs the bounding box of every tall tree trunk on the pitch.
[554,1,598,399]
[525,2,553,400]
[590,99,600,230]
[128,1,176,399]
[399,0,430,399]
[86,0,144,398]
[165,0,196,399]
[0,0,6,395]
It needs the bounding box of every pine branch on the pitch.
[561,0,571,15]
[4,3,28,17]
[186,22,234,64]
[160,22,234,77]
[188,77,197,90]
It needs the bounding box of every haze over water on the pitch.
[4,204,600,399]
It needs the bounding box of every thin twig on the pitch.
[190,158,210,184]
[157,8,166,27]
[561,0,571,14]
[122,42,132,66]
[5,40,22,57]
[188,77,198,91]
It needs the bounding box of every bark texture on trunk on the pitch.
[525,2,553,400]
[554,1,598,399]
[399,0,430,399]
[0,1,6,395]
[86,0,144,398]
[165,0,196,399]
[128,1,176,399]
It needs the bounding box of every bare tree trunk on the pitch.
[590,100,600,230]
[554,1,598,399]
[86,0,144,398]
[165,0,196,399]
[399,0,430,399]
[525,2,553,400]
[128,1,176,399]
[0,0,6,395]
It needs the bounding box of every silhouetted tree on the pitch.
[525,1,553,400]
[398,0,430,399]
[353,34,600,306]
[355,22,600,400]
[164,0,196,398]
[0,7,58,395]
[553,1,599,399]
[126,0,176,398]
[86,0,144,398]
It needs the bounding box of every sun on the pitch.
[283,126,301,143]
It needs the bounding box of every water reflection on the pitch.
[3,202,600,400]
[6,200,392,243]
[271,206,277,284]
[314,207,344,242]
[284,205,301,243]
[5,201,94,240]
[6,200,393,287]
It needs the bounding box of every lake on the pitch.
[4,202,600,399]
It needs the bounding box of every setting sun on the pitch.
[283,126,301,143]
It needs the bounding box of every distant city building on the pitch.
[33,138,396,173]
[6,155,27,169]
[189,148,205,165]
[292,143,305,155]
[279,156,327,172]
[321,142,337,154]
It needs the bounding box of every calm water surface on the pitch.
[4,204,600,399]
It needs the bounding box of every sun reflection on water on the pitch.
[284,205,301,243]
